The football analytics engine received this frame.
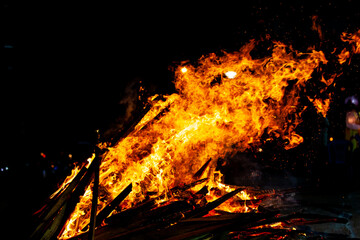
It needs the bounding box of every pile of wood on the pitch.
[30,106,352,239]
[30,153,350,240]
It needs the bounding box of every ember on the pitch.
[30,28,360,240]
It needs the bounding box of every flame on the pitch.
[307,97,331,118]
[49,165,82,199]
[338,29,360,64]
[338,48,350,64]
[59,39,329,239]
[49,155,95,199]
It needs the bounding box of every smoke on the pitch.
[103,79,142,139]
[119,80,139,123]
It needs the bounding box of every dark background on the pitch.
[2,1,360,239]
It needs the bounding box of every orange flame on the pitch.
[59,39,329,239]
[308,97,331,118]
[338,29,360,64]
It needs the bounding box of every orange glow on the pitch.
[308,97,331,118]
[59,39,330,239]
[338,29,360,64]
[338,48,350,64]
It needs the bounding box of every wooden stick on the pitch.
[54,155,100,239]
[186,187,244,218]
[88,151,101,240]
[39,203,68,240]
[109,95,166,147]
[30,165,88,239]
[192,159,212,180]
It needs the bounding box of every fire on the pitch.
[307,97,331,118]
[338,29,360,64]
[50,154,95,199]
[59,39,330,239]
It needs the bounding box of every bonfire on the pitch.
[31,29,360,240]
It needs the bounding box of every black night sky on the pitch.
[2,1,360,239]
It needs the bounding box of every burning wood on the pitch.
[30,155,350,240]
[31,29,360,239]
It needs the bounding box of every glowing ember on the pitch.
[59,39,335,239]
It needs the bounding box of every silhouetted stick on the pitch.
[82,183,132,231]
[88,151,101,240]
[187,187,244,218]
[54,155,100,239]
[109,95,167,147]
[109,104,152,146]
[39,203,68,240]
[192,159,212,180]
[30,165,88,239]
